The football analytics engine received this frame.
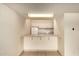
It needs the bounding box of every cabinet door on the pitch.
[64,13,79,56]
[24,36,57,51]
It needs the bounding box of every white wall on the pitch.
[56,17,64,56]
[0,4,25,56]
[64,13,79,56]
[25,19,31,35]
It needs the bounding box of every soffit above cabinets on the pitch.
[28,14,54,17]
[28,13,54,20]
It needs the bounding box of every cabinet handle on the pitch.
[72,27,75,31]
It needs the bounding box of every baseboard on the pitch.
[17,50,24,56]
[57,50,62,56]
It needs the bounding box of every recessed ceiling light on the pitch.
[28,14,54,17]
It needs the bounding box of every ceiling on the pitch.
[3,3,79,19]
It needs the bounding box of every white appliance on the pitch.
[31,26,38,35]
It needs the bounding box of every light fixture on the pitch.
[28,13,54,17]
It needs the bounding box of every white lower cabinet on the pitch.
[24,36,58,51]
